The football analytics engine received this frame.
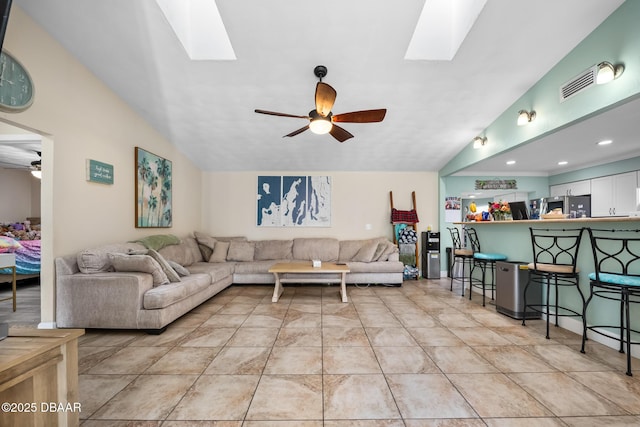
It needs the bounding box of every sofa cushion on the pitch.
[108,253,169,285]
[143,273,212,309]
[158,237,203,266]
[352,240,380,262]
[147,249,181,283]
[77,242,147,273]
[254,240,293,261]
[195,232,247,261]
[338,240,365,262]
[232,260,286,275]
[209,241,230,262]
[194,231,217,260]
[346,261,405,273]
[293,238,339,262]
[168,260,190,276]
[375,240,398,261]
[227,241,255,262]
[339,238,391,262]
[187,262,235,283]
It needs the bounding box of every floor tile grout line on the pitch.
[14,279,640,422]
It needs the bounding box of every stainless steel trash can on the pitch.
[495,261,541,320]
[425,251,441,279]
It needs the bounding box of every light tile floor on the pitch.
[73,278,640,426]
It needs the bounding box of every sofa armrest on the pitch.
[56,272,154,328]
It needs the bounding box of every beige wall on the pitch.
[2,8,440,326]
[2,7,203,325]
[0,169,39,221]
[202,171,439,241]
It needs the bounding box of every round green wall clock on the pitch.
[0,50,34,112]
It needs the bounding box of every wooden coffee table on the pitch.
[268,262,350,303]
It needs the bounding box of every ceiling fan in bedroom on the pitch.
[254,65,387,142]
[0,149,41,178]
[30,151,41,179]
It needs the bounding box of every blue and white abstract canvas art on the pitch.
[257,175,331,227]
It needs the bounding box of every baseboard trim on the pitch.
[37,321,57,329]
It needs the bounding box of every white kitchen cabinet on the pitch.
[591,171,638,217]
[549,179,591,197]
[493,192,529,203]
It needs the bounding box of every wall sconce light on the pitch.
[596,61,624,84]
[472,136,487,149]
[517,110,536,126]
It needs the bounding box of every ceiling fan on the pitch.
[255,65,387,143]
[0,149,41,178]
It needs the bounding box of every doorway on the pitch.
[0,120,44,326]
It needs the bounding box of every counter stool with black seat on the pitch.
[465,227,507,306]
[447,227,474,296]
[522,227,586,339]
[581,228,640,376]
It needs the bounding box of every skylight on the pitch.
[405,0,487,60]
[155,0,236,60]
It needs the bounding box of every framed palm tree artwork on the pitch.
[135,147,172,228]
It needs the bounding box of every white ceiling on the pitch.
[0,124,41,171]
[11,0,627,172]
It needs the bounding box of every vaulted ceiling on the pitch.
[12,0,626,172]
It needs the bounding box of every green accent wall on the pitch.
[438,1,640,279]
[440,0,640,177]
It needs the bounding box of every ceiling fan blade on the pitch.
[284,125,310,138]
[315,82,337,117]
[329,124,354,143]
[255,109,309,119]
[332,109,387,123]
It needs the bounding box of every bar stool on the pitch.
[447,227,474,296]
[581,228,640,376]
[465,227,507,306]
[522,227,586,339]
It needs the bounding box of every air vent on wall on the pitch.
[559,65,597,102]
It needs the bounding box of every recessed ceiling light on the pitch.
[506,160,516,165]
[558,161,568,166]
[597,139,613,146]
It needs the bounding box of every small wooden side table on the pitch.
[0,253,16,312]
[0,327,85,427]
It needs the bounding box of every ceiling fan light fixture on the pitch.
[31,170,42,179]
[596,61,624,84]
[308,109,333,135]
[309,118,333,135]
[517,110,536,126]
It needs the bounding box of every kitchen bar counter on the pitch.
[455,216,640,225]
[447,217,640,354]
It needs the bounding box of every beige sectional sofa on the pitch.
[55,234,404,332]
